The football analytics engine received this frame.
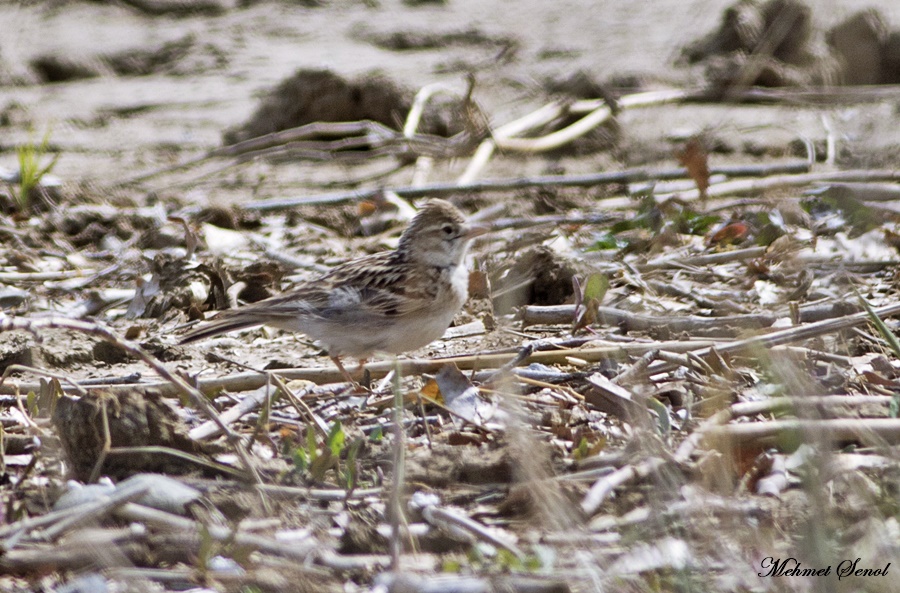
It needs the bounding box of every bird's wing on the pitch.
[181,251,441,344]
[241,251,437,321]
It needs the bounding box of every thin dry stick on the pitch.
[678,396,898,463]
[644,301,900,376]
[0,269,97,282]
[0,317,262,486]
[653,169,900,202]
[87,398,113,484]
[404,82,461,138]
[0,477,150,542]
[257,483,382,501]
[188,385,272,441]
[496,89,689,153]
[389,358,405,570]
[580,457,668,516]
[0,532,146,574]
[725,0,803,95]
[244,161,810,211]
[518,304,778,334]
[423,505,526,560]
[704,418,900,447]
[114,503,321,560]
[0,365,89,396]
[459,101,565,183]
[404,82,462,187]
[0,341,722,397]
[104,446,248,479]
[636,246,767,271]
[123,121,397,185]
[268,374,329,437]
[710,84,900,106]
[460,89,689,181]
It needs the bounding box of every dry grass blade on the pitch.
[858,294,900,359]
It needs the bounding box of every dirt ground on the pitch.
[2,0,900,192]
[3,0,900,592]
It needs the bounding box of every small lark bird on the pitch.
[180,199,488,382]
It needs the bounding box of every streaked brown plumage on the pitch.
[180,199,488,383]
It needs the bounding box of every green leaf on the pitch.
[610,219,638,234]
[293,446,309,472]
[343,438,363,490]
[589,232,627,251]
[582,273,609,303]
[573,437,590,461]
[682,212,721,235]
[306,425,318,463]
[496,548,523,569]
[309,449,334,482]
[14,126,58,211]
[196,523,215,570]
[326,420,345,457]
[647,398,671,437]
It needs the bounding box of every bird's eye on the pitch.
[440,223,456,237]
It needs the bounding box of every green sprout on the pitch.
[15,127,59,211]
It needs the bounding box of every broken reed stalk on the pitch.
[517,300,861,334]
[703,418,900,447]
[673,396,896,464]
[0,316,262,485]
[122,118,481,186]
[0,340,721,397]
[0,477,150,541]
[653,169,900,202]
[582,394,898,516]
[459,88,690,182]
[644,300,900,376]
[242,161,810,212]
[389,357,405,570]
[2,302,893,399]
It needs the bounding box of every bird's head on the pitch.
[398,199,489,268]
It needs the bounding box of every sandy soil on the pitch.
[2,0,900,204]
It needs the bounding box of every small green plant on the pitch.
[292,421,363,488]
[15,127,59,211]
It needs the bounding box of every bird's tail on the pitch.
[179,313,264,344]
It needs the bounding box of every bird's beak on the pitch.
[464,223,491,240]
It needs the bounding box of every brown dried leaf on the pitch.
[675,137,710,199]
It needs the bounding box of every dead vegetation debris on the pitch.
[4,1,900,592]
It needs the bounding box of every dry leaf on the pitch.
[675,136,710,200]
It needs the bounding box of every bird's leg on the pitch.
[330,355,365,391]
